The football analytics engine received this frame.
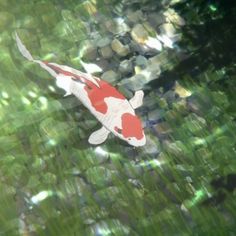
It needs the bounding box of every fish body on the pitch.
[16,33,146,146]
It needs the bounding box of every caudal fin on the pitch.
[15,32,34,61]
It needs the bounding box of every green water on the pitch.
[0,0,236,235]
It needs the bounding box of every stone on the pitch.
[164,140,186,157]
[127,10,144,23]
[94,186,120,205]
[94,147,110,164]
[154,122,172,135]
[143,136,160,154]
[135,55,148,68]
[148,108,165,121]
[119,74,147,91]
[131,24,149,44]
[149,51,168,67]
[100,45,113,59]
[139,62,161,81]
[148,12,166,27]
[164,9,185,26]
[119,60,133,75]
[101,70,119,83]
[174,82,192,98]
[78,40,98,61]
[111,38,130,57]
[105,18,130,35]
[184,113,207,133]
[159,23,176,37]
[124,162,143,179]
[96,37,111,48]
[85,166,117,187]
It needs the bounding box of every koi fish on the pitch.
[15,33,146,146]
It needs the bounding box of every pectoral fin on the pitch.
[129,90,144,109]
[88,126,110,145]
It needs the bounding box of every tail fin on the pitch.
[15,32,34,61]
[15,32,58,78]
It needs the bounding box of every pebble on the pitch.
[111,38,130,57]
[96,37,111,48]
[101,70,119,83]
[119,74,147,91]
[174,82,192,98]
[164,9,185,26]
[148,12,166,27]
[164,140,186,157]
[100,45,113,59]
[79,40,98,61]
[143,136,160,154]
[184,113,207,133]
[148,108,165,121]
[138,62,161,82]
[131,24,149,44]
[105,18,130,35]
[159,23,176,38]
[135,55,148,68]
[124,162,143,179]
[149,51,169,69]
[94,186,120,205]
[85,166,116,187]
[154,122,172,135]
[127,10,145,23]
[119,60,133,75]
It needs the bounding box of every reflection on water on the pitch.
[0,0,236,235]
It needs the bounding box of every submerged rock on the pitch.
[100,45,114,59]
[111,38,130,57]
[105,18,130,35]
[159,23,176,37]
[126,10,145,23]
[135,55,148,68]
[119,59,133,75]
[79,40,98,61]
[96,37,111,48]
[131,23,149,44]
[101,70,119,83]
[119,74,147,91]
[148,12,166,27]
[164,9,185,26]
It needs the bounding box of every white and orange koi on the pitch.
[16,33,146,146]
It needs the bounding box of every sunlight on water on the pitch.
[21,96,31,105]
[1,91,9,99]
[38,96,48,110]
[28,91,37,98]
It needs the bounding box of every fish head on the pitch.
[114,113,146,147]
